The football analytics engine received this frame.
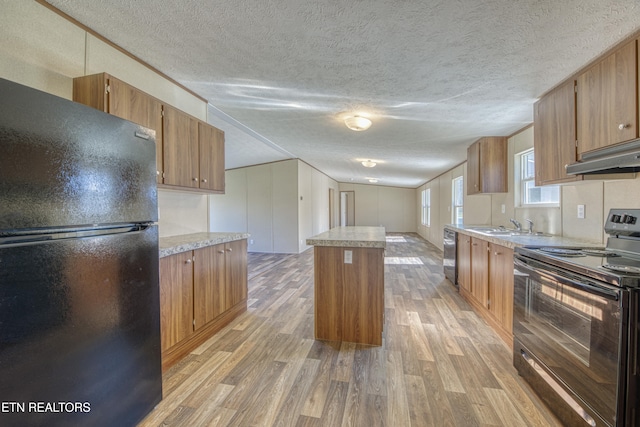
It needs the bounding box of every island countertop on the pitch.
[306,226,386,248]
[159,232,250,258]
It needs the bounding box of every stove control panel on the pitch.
[605,209,640,236]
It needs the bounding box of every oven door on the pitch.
[513,255,626,427]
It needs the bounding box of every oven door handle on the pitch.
[514,257,620,301]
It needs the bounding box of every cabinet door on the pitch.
[73,73,108,112]
[534,80,580,185]
[457,234,472,293]
[479,137,508,193]
[470,237,488,308]
[193,244,227,329]
[163,105,199,188]
[488,243,514,333]
[226,239,248,308]
[198,122,225,192]
[466,142,480,195]
[108,77,164,184]
[159,252,194,351]
[577,39,637,155]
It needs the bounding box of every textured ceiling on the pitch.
[47,0,640,187]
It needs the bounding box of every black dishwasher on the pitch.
[443,228,458,287]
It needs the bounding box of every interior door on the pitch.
[340,191,355,226]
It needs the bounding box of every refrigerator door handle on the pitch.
[0,223,153,246]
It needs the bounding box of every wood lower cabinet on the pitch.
[314,246,384,346]
[458,234,514,345]
[534,80,582,185]
[576,39,638,156]
[488,242,514,336]
[467,137,508,195]
[159,239,247,370]
[159,251,194,351]
[457,234,472,293]
[470,237,488,308]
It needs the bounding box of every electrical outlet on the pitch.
[577,204,585,219]
[250,239,254,245]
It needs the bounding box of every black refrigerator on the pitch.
[0,78,162,427]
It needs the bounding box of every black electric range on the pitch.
[513,208,640,427]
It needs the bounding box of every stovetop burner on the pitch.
[539,247,585,257]
[602,264,640,275]
[581,249,621,257]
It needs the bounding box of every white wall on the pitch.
[297,162,340,252]
[338,183,417,233]
[418,125,640,249]
[1,0,210,238]
[210,160,338,254]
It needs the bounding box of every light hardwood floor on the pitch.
[139,233,561,426]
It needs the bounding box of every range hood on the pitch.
[566,138,640,175]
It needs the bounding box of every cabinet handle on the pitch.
[494,251,502,255]
[192,177,198,182]
[202,178,208,183]
[218,250,225,254]
[619,123,630,130]
[472,243,478,246]
[226,248,233,252]
[185,258,192,264]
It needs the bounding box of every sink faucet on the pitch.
[510,218,521,231]
[525,219,534,234]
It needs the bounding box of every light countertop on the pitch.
[306,226,386,248]
[159,232,250,258]
[445,224,601,249]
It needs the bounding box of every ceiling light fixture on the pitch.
[344,115,372,131]
[361,160,377,168]
[368,178,379,183]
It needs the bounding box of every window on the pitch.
[516,149,560,206]
[421,188,431,226]
[452,176,463,225]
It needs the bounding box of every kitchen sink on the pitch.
[467,227,550,237]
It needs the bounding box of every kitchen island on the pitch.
[307,226,386,346]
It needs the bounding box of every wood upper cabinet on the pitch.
[198,122,225,193]
[457,234,472,293]
[163,105,199,188]
[159,251,194,352]
[576,39,638,156]
[73,73,163,183]
[488,242,514,334]
[534,80,581,185]
[467,137,508,195]
[470,237,488,308]
[74,72,226,193]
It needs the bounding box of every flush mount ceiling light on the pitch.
[361,160,377,168]
[344,115,372,131]
[368,178,379,183]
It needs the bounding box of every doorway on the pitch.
[329,188,335,229]
[340,191,355,226]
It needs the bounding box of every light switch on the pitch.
[577,204,585,219]
[501,204,506,214]
[344,250,352,264]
